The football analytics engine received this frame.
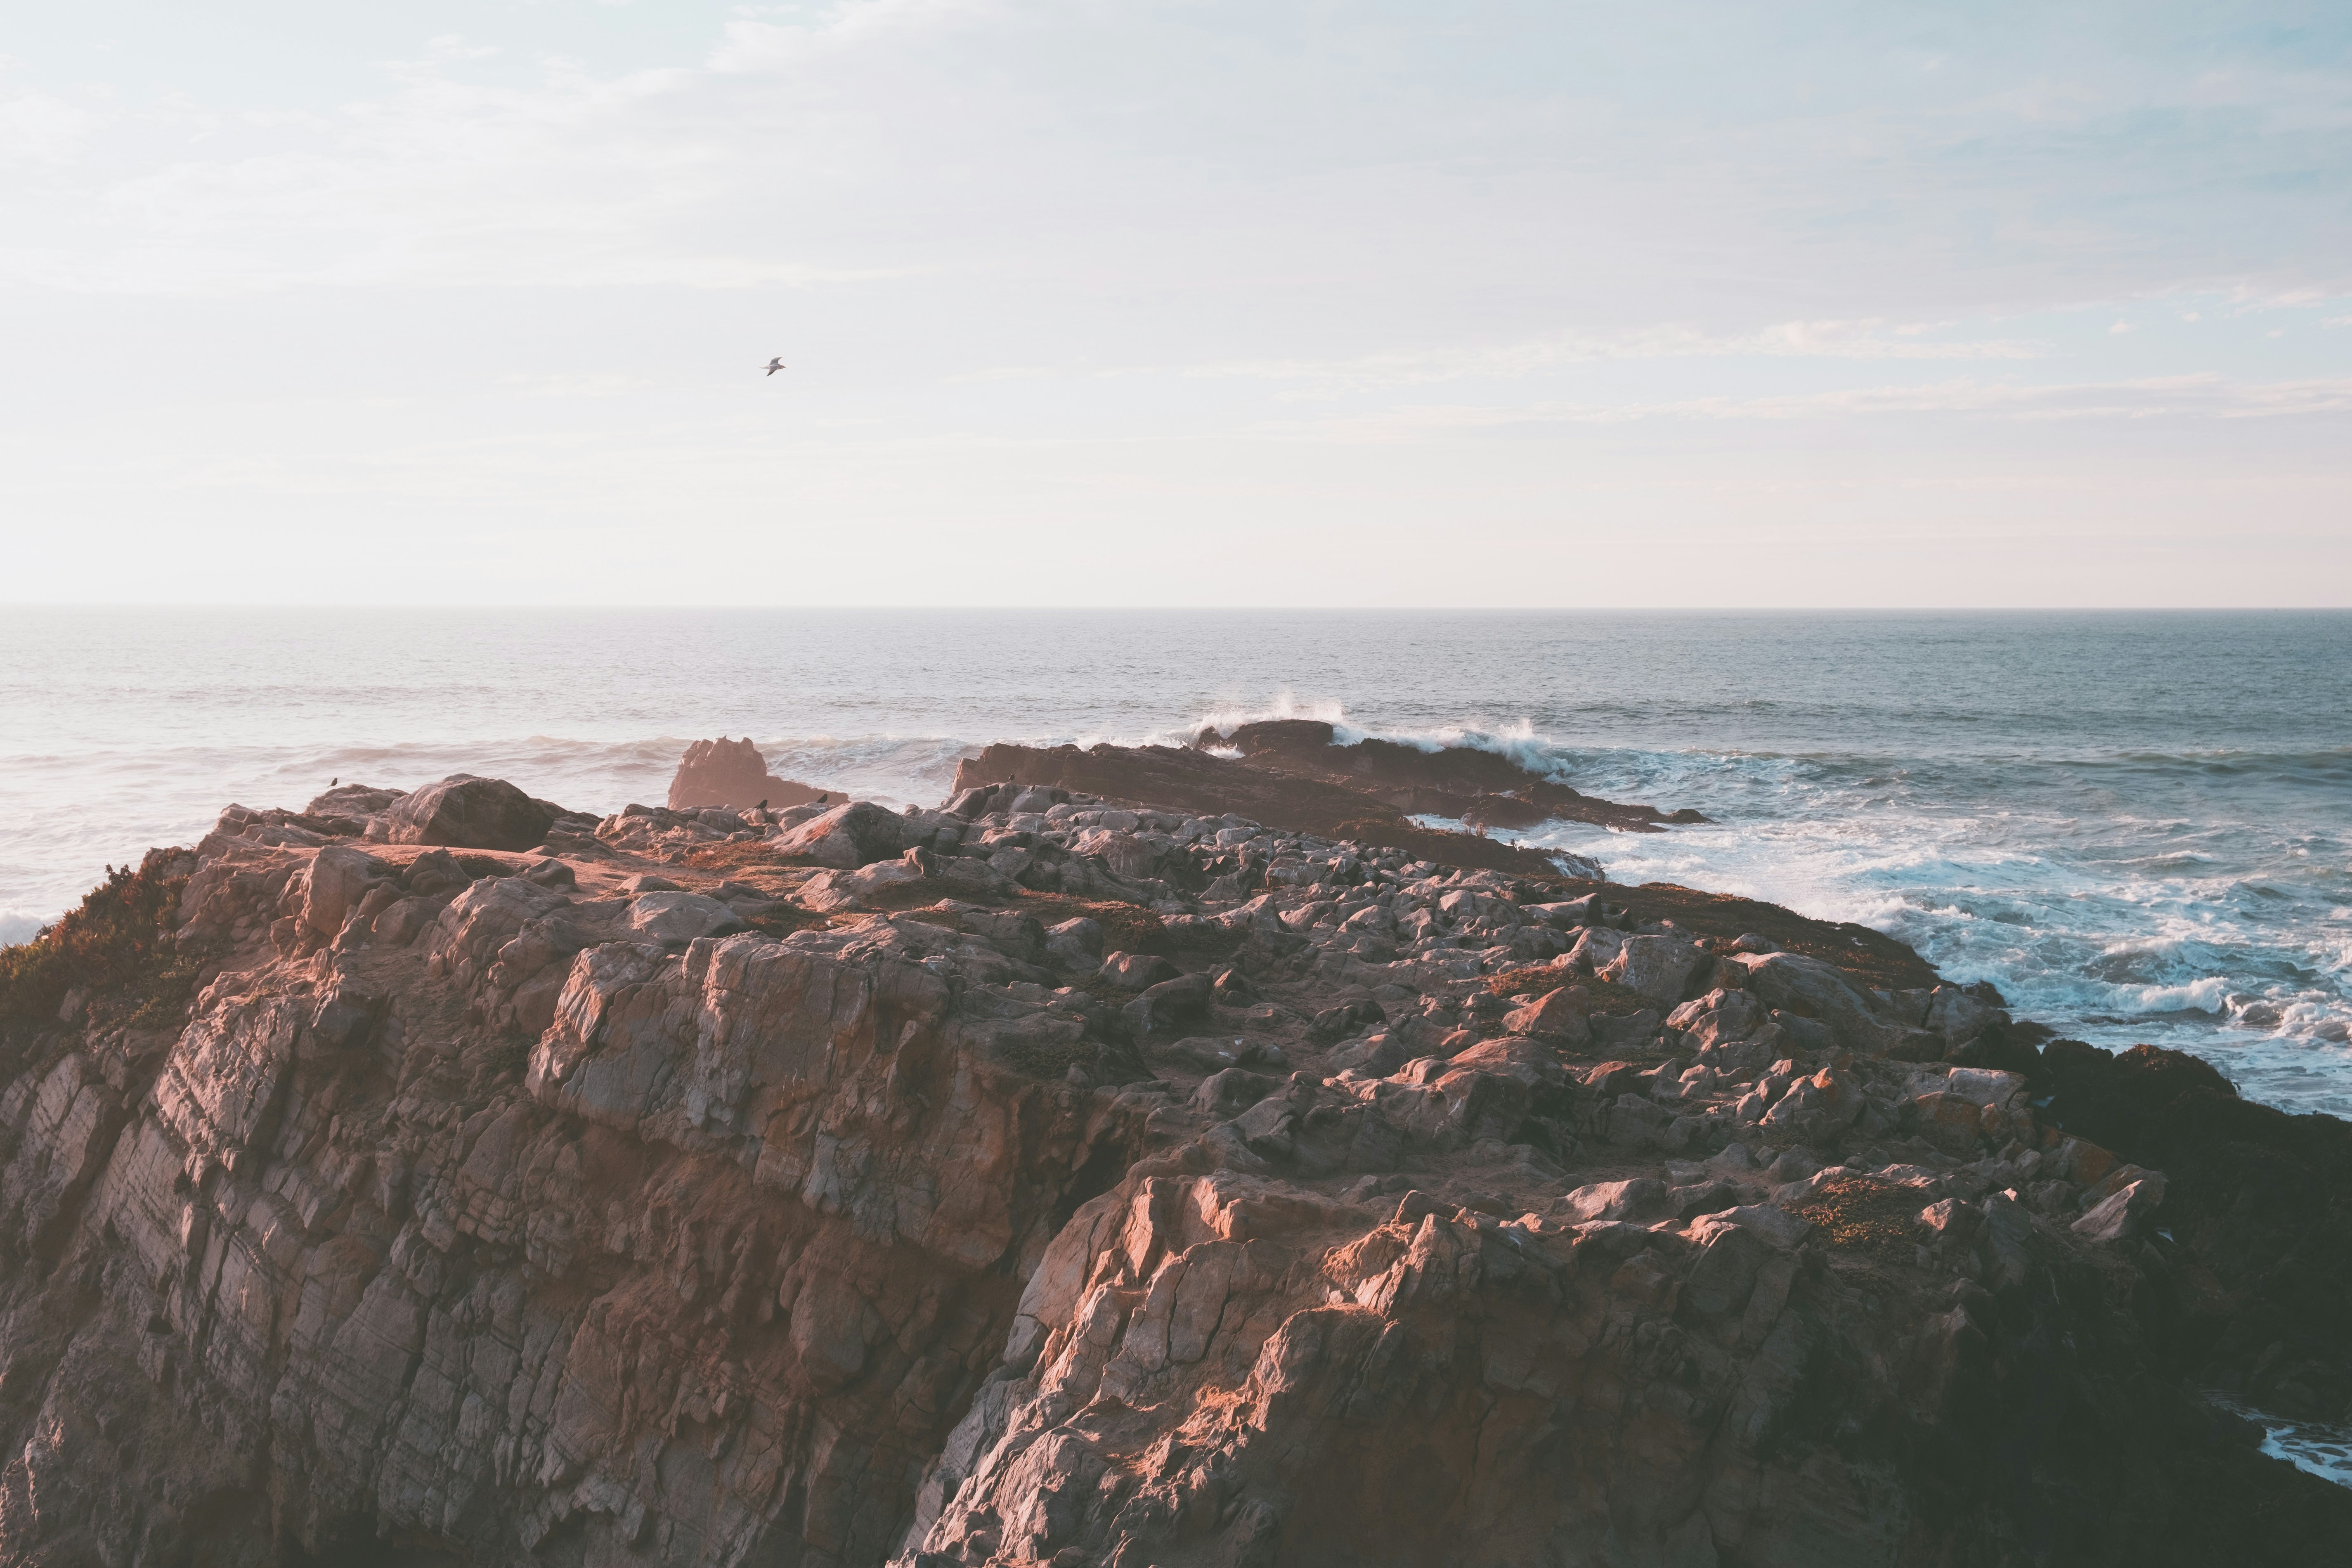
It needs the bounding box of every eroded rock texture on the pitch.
[0,756,2346,1568]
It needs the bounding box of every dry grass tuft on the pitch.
[683,842,817,875]
[1789,1178,1925,1258]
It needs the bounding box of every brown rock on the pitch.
[1503,987,1591,1044]
[382,774,556,850]
[667,736,829,811]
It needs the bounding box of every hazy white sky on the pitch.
[3,1,2347,605]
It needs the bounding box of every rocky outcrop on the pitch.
[0,764,2346,1568]
[952,745,1600,879]
[1204,717,1707,832]
[669,739,831,813]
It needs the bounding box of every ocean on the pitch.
[3,607,2347,1117]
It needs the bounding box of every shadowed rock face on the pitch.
[669,738,831,812]
[952,743,1580,879]
[1206,718,1707,832]
[0,769,2345,1568]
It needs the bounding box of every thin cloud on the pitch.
[1257,373,2352,438]
[956,319,2049,391]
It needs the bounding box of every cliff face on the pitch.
[0,758,2345,1568]
[0,806,1141,1567]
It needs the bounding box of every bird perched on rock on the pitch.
[764,357,787,375]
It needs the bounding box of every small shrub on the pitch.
[0,854,207,1029]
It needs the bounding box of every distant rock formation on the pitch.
[667,736,828,811]
[1203,717,1707,831]
[953,740,1620,879]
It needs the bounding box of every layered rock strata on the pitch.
[0,760,2345,1568]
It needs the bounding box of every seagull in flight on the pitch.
[764,357,787,376]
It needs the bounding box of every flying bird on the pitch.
[764,357,787,375]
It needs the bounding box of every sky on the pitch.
[1,0,2347,606]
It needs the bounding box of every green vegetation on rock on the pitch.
[0,851,203,1029]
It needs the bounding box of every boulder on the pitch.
[1309,1000,1386,1045]
[1943,1067,2027,1110]
[624,892,746,946]
[1043,918,1105,970]
[1731,951,1891,1052]
[298,845,393,941]
[1328,1034,1411,1076]
[797,857,928,912]
[1193,1068,1280,1119]
[1123,973,1212,1037]
[1559,1178,1672,1223]
[1688,1203,1813,1251]
[1502,987,1591,1045]
[383,776,556,851]
[1599,935,1707,1007]
[2072,1173,2168,1244]
[1441,1036,1570,1088]
[1099,952,1180,990]
[1666,988,1768,1050]
[1564,927,1626,972]
[303,783,407,824]
[774,801,908,868]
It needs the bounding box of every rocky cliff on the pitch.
[0,752,2345,1567]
